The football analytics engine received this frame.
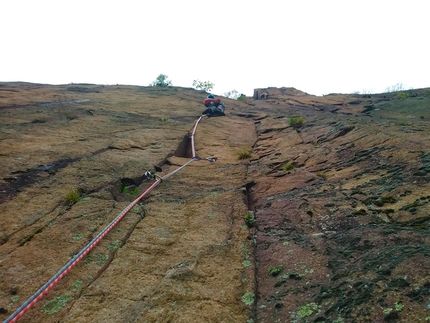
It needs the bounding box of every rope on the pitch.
[4,114,209,323]
[190,115,205,158]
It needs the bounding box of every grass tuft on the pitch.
[64,188,81,205]
[288,116,305,128]
[238,149,252,160]
[41,294,73,314]
[244,212,256,228]
[268,265,284,276]
[283,163,294,171]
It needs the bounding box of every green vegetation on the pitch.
[192,79,214,92]
[76,197,91,205]
[283,163,294,171]
[241,292,255,306]
[394,302,404,311]
[396,92,408,99]
[84,253,109,266]
[238,149,252,160]
[41,294,73,314]
[287,265,315,278]
[72,233,84,241]
[11,295,20,303]
[268,265,284,276]
[107,240,121,251]
[72,280,83,292]
[242,260,251,267]
[383,307,393,314]
[371,92,430,121]
[95,254,109,265]
[64,188,81,205]
[150,74,172,87]
[244,212,256,228]
[288,116,305,128]
[122,186,139,195]
[297,302,319,318]
[240,243,251,259]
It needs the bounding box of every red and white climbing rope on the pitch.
[4,114,212,323]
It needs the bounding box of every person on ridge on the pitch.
[203,94,225,117]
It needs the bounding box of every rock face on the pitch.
[247,88,430,323]
[1,83,430,323]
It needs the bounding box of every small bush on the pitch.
[192,79,214,92]
[268,265,284,276]
[288,117,305,128]
[150,74,172,87]
[244,212,256,228]
[241,292,255,306]
[385,82,405,93]
[297,302,319,318]
[64,188,81,205]
[283,163,294,171]
[238,149,252,160]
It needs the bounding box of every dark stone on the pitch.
[376,268,392,276]
[288,273,302,280]
[274,279,287,287]
[0,308,7,314]
[384,311,399,321]
[374,199,384,207]
[388,278,410,288]
[414,170,427,176]
[274,302,283,308]
[324,202,335,207]
[353,209,367,215]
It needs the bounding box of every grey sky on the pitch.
[1,0,428,96]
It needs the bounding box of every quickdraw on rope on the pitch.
[4,114,216,323]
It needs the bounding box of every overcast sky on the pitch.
[1,0,429,96]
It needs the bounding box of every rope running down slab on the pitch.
[4,115,208,323]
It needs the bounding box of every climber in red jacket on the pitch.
[203,94,225,117]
